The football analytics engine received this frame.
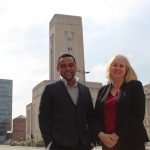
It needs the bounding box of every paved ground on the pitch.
[0,145,45,150]
[0,145,149,150]
[0,145,102,150]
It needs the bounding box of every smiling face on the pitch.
[57,56,77,84]
[109,58,127,82]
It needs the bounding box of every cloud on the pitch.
[1,0,150,119]
[84,0,150,84]
[81,0,143,25]
[0,21,49,118]
[9,54,49,119]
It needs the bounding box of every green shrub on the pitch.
[24,141,31,146]
[34,140,44,147]
[18,141,25,146]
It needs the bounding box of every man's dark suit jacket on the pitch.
[38,80,97,148]
[95,80,149,149]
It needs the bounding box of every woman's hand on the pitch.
[98,132,118,148]
[109,133,119,142]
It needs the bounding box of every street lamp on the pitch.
[76,69,90,85]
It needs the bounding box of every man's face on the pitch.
[57,56,77,81]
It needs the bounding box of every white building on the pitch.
[144,84,150,145]
[26,14,101,143]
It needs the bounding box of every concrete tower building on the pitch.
[49,14,85,83]
[26,14,101,143]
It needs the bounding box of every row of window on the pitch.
[0,112,11,118]
[0,118,11,122]
[0,94,12,98]
[0,102,11,108]
[0,79,12,83]
[0,121,10,125]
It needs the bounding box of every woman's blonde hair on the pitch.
[106,54,137,83]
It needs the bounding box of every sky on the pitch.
[0,0,150,119]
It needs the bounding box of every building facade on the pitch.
[12,115,26,141]
[26,80,52,142]
[49,14,85,82]
[144,84,150,145]
[0,79,12,144]
[26,14,102,143]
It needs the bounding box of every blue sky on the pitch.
[0,0,150,118]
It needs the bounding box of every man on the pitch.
[38,53,97,150]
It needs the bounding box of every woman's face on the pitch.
[110,58,127,81]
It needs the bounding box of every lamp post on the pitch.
[77,69,90,85]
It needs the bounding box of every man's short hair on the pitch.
[57,53,76,65]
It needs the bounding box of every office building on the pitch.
[0,79,12,144]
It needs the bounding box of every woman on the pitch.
[95,54,149,150]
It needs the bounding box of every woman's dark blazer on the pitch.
[95,80,149,148]
[38,80,97,148]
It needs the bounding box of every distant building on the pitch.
[0,79,12,144]
[144,84,150,144]
[12,115,26,141]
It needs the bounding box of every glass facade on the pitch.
[0,79,12,144]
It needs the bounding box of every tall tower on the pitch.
[26,14,102,143]
[0,79,12,144]
[49,14,85,83]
